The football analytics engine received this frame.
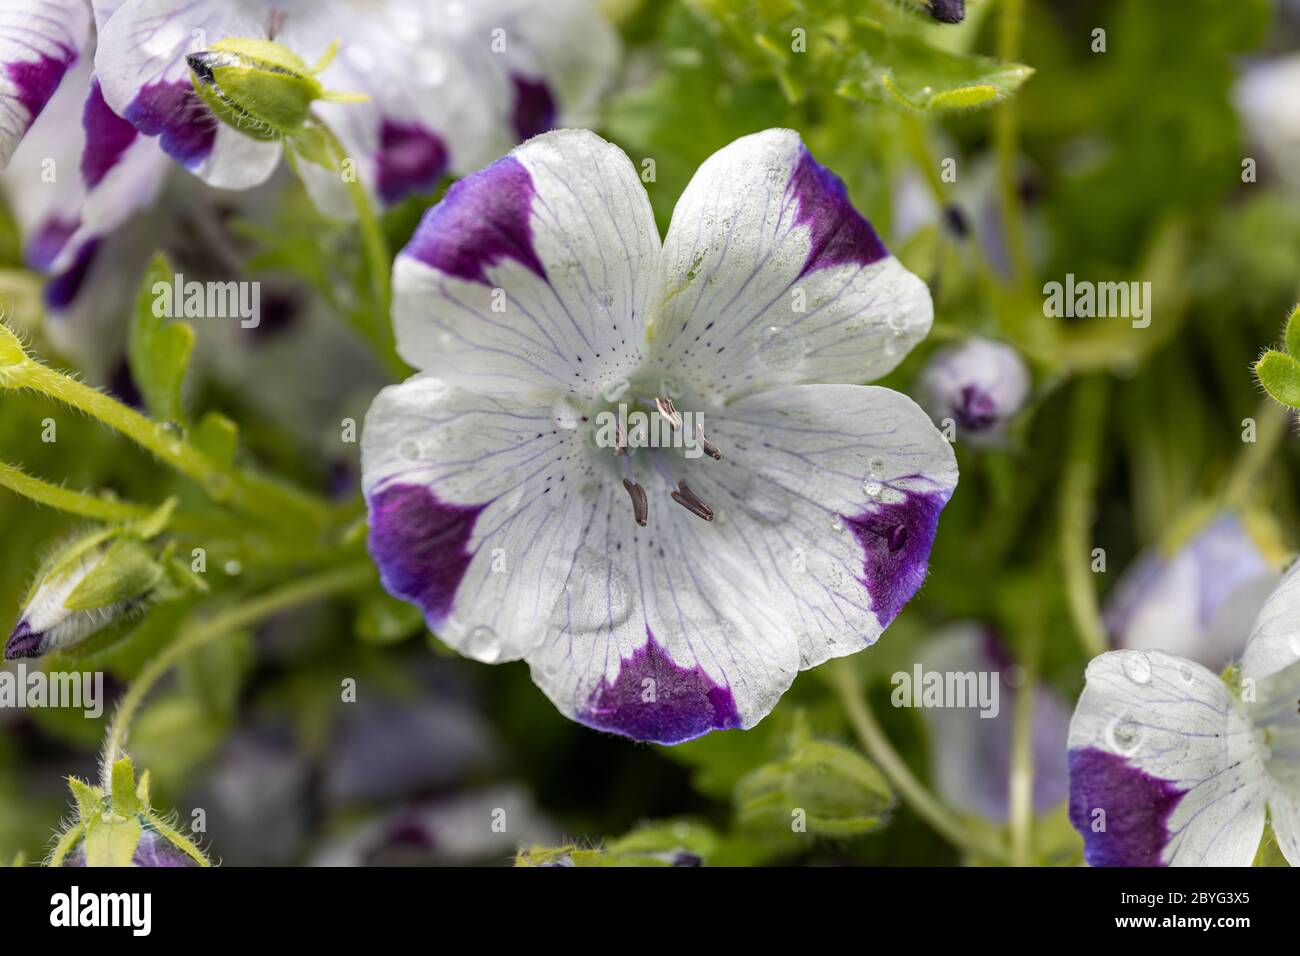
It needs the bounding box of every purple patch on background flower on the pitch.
[367,482,485,629]
[788,147,889,277]
[375,119,448,205]
[124,80,215,169]
[5,48,74,126]
[4,620,39,660]
[23,216,79,272]
[510,74,556,141]
[44,239,99,311]
[81,79,138,188]
[1068,746,1186,866]
[844,480,951,628]
[403,155,546,284]
[953,384,998,431]
[579,628,741,744]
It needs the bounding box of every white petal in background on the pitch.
[0,0,92,168]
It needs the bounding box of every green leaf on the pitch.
[64,537,163,611]
[841,21,1032,112]
[355,592,424,645]
[129,253,194,424]
[180,630,253,721]
[82,813,143,867]
[109,756,142,818]
[735,739,894,838]
[1285,304,1300,357]
[1255,350,1300,409]
[193,411,240,468]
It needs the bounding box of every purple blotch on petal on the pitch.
[579,628,741,745]
[844,480,951,628]
[81,79,138,188]
[44,239,99,311]
[124,80,215,169]
[788,147,888,277]
[402,155,546,284]
[5,48,74,126]
[366,482,485,630]
[24,216,79,272]
[131,829,199,867]
[1068,746,1186,867]
[510,74,557,141]
[376,119,448,205]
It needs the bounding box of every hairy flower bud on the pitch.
[186,38,365,142]
[6,533,162,660]
[917,337,1030,444]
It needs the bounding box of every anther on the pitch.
[654,397,682,430]
[622,478,648,526]
[696,425,721,461]
[671,481,714,522]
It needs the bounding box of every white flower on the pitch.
[0,0,92,167]
[362,128,957,743]
[1236,53,1300,193]
[1067,561,1300,866]
[94,0,618,212]
[1105,513,1280,670]
[916,336,1029,444]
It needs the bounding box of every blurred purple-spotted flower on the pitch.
[1105,513,1280,670]
[1067,562,1300,866]
[0,0,92,167]
[362,128,957,744]
[916,336,1029,444]
[916,624,1069,822]
[95,0,618,214]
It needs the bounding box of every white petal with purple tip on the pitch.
[393,129,660,400]
[1068,650,1267,866]
[651,128,932,403]
[95,0,281,188]
[0,0,91,168]
[1242,559,1300,682]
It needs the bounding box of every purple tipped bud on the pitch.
[917,337,1029,444]
[64,828,199,868]
[927,0,966,23]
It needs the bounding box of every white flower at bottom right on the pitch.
[1067,561,1300,866]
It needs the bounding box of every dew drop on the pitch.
[552,395,582,430]
[1121,650,1152,685]
[466,625,502,663]
[862,478,884,499]
[398,438,421,461]
[1106,713,1144,756]
[758,325,805,371]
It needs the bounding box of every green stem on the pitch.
[312,123,406,379]
[829,660,1009,863]
[99,561,374,788]
[0,460,151,522]
[1223,399,1291,509]
[1008,623,1041,866]
[1059,377,1109,658]
[3,358,334,531]
[993,0,1032,289]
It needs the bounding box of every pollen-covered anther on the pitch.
[697,426,722,461]
[671,481,714,522]
[622,478,648,526]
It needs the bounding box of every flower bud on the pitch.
[1106,513,1281,669]
[6,533,162,660]
[917,336,1030,444]
[53,757,208,867]
[927,0,965,23]
[186,38,365,142]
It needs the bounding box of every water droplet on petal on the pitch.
[1121,650,1152,685]
[467,625,502,663]
[862,478,884,498]
[758,325,806,371]
[1106,713,1144,756]
[398,438,421,461]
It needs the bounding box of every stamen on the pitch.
[622,478,648,526]
[615,421,628,456]
[654,397,682,430]
[695,424,721,461]
[671,481,714,522]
